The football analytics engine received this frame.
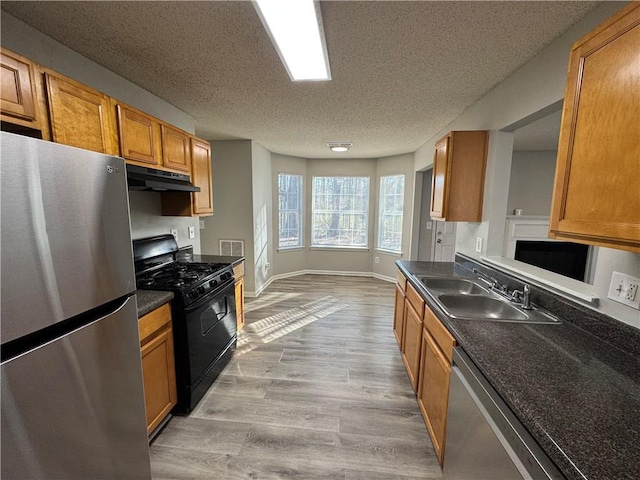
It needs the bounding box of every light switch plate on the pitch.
[170,228,178,241]
[475,237,483,253]
[607,271,640,309]
[188,226,195,239]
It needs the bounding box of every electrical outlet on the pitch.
[475,237,483,253]
[199,220,205,230]
[188,226,195,239]
[607,271,640,309]
[375,256,380,264]
[426,221,432,230]
[265,262,270,271]
[170,228,178,241]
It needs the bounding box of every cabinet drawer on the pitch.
[138,303,172,345]
[396,270,407,292]
[406,282,425,320]
[424,304,456,363]
[233,261,245,279]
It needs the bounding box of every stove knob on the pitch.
[198,286,206,294]
[209,279,218,288]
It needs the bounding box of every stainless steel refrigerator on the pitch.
[1,132,151,479]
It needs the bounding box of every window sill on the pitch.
[277,246,305,253]
[310,246,370,252]
[375,249,403,257]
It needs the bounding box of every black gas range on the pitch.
[133,235,237,413]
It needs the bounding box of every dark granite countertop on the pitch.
[135,290,174,318]
[397,260,640,480]
[178,253,244,267]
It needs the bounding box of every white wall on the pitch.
[251,141,273,295]
[272,154,308,276]
[507,151,557,216]
[373,153,415,279]
[417,170,434,261]
[411,1,639,327]
[200,140,256,292]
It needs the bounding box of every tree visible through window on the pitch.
[312,176,370,247]
[278,173,302,248]
[377,174,405,253]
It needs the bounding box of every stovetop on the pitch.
[136,261,233,305]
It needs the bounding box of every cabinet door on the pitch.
[161,124,191,173]
[550,4,640,252]
[235,277,245,331]
[45,73,117,154]
[191,138,214,215]
[393,284,406,348]
[418,328,451,466]
[0,49,37,123]
[140,324,177,434]
[430,135,449,219]
[116,104,160,166]
[401,301,423,392]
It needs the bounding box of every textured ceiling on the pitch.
[2,1,599,158]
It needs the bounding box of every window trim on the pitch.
[277,172,304,250]
[311,175,371,249]
[376,173,405,254]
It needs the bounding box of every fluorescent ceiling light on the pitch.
[254,0,331,81]
[327,142,352,152]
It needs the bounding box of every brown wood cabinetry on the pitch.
[116,103,161,167]
[549,3,640,252]
[417,304,456,466]
[430,131,488,222]
[138,303,177,436]
[45,72,117,154]
[401,281,425,392]
[233,261,245,331]
[190,138,214,215]
[393,269,407,348]
[0,48,42,132]
[161,124,191,173]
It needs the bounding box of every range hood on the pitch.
[126,164,200,193]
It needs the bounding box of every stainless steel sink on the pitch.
[417,277,489,295]
[434,294,560,324]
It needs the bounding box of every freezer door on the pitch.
[1,132,136,343]
[1,296,150,479]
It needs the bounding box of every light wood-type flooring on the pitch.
[150,275,442,479]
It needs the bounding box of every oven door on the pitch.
[183,279,237,389]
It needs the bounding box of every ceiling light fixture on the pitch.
[254,0,331,82]
[327,142,353,153]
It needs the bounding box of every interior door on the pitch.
[433,221,457,261]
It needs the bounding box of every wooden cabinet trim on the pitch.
[396,270,407,292]
[393,284,406,348]
[233,261,245,279]
[405,282,425,320]
[235,276,245,331]
[550,3,640,252]
[423,304,456,363]
[138,303,172,344]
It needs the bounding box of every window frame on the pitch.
[311,175,371,249]
[277,172,304,250]
[376,174,405,254]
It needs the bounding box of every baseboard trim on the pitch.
[246,269,396,297]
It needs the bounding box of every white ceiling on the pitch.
[1,1,599,158]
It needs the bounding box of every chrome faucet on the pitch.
[511,284,532,310]
[473,268,507,292]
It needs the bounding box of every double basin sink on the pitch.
[415,277,560,324]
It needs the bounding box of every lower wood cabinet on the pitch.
[417,304,456,466]
[401,300,423,391]
[138,303,177,435]
[393,283,406,348]
[233,261,245,331]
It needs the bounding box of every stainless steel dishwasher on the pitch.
[443,348,564,480]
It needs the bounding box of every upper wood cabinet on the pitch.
[190,138,213,215]
[430,131,488,222]
[549,3,640,252]
[45,72,118,155]
[116,103,161,167]
[161,124,191,173]
[1,48,38,127]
